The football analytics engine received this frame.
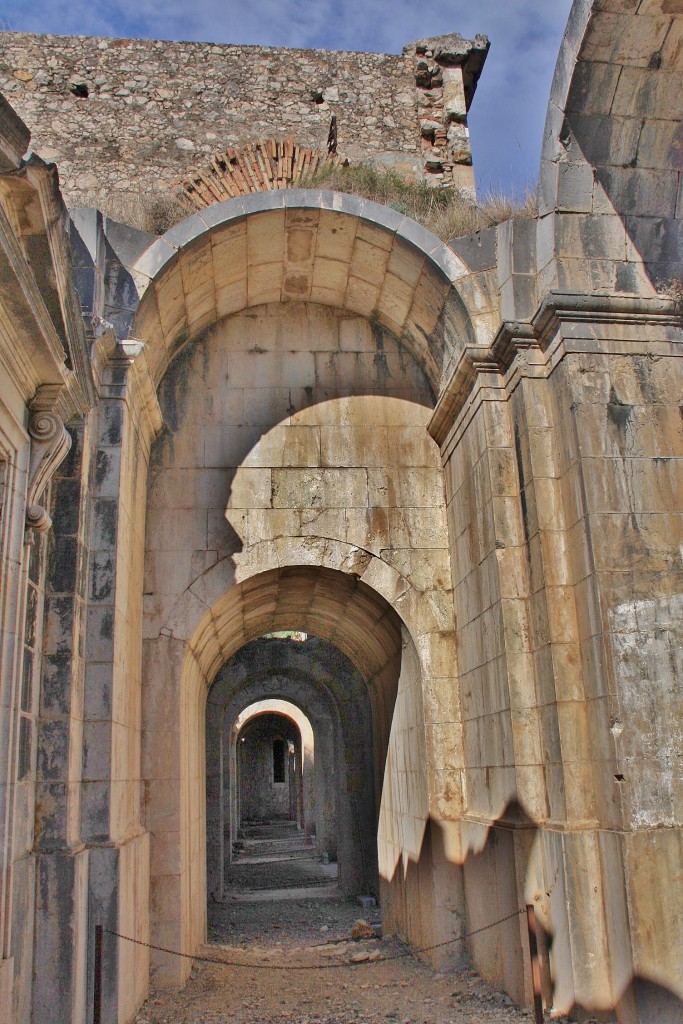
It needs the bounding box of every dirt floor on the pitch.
[132,889,599,1024]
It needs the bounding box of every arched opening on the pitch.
[207,690,322,901]
[141,562,446,986]
[205,633,387,910]
[137,196,466,989]
[233,710,309,885]
[233,701,312,837]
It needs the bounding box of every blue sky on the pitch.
[1,0,574,194]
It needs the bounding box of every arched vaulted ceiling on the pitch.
[131,190,495,395]
[186,565,403,692]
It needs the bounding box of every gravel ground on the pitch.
[132,891,588,1024]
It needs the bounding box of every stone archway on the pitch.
[236,711,302,825]
[177,564,406,971]
[205,636,381,903]
[130,189,496,391]
[232,699,313,841]
[135,194,471,991]
[143,556,462,988]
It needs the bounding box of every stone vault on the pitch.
[0,3,681,1023]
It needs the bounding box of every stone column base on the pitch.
[0,958,14,1024]
[33,849,89,1024]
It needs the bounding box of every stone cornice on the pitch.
[0,197,68,390]
[531,291,681,348]
[24,154,96,413]
[429,291,682,447]
[0,157,94,421]
[91,330,162,447]
[429,345,502,448]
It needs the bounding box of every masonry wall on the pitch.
[0,32,419,206]
[0,30,483,211]
[434,298,683,1018]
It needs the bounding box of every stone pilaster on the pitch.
[32,416,91,1024]
[81,332,160,1022]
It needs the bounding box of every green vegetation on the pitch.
[75,163,537,241]
[307,162,538,241]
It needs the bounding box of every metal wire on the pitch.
[104,907,526,972]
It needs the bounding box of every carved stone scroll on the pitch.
[25,390,71,533]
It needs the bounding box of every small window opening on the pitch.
[70,82,89,98]
[273,738,286,783]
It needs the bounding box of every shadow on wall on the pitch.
[382,801,683,1024]
[548,2,683,291]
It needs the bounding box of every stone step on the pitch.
[239,822,303,840]
[237,835,313,850]
[233,846,316,864]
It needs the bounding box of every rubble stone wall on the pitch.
[0,30,486,211]
[0,32,421,206]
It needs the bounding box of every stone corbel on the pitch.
[26,386,72,534]
[91,330,162,448]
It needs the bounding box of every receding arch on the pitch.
[236,710,302,822]
[131,190,496,394]
[205,643,378,901]
[207,690,324,900]
[138,194,465,991]
[233,699,314,837]
[141,560,454,987]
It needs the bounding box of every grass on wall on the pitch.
[307,162,538,241]
[73,190,196,237]
[75,163,538,241]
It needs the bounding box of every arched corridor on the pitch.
[136,202,465,990]
[149,560,447,988]
[233,699,312,833]
[205,635,381,905]
[1,5,683,1021]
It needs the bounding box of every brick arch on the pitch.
[182,138,341,206]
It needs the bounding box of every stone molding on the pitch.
[429,291,683,447]
[22,154,96,413]
[91,329,162,447]
[25,385,71,533]
[0,150,94,419]
[0,192,68,396]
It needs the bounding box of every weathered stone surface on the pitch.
[0,32,424,207]
[1,5,683,1024]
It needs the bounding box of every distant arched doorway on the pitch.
[237,711,302,827]
[233,700,314,837]
[205,633,377,902]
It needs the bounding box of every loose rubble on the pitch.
[132,893,595,1024]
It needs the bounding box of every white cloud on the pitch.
[4,0,574,190]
